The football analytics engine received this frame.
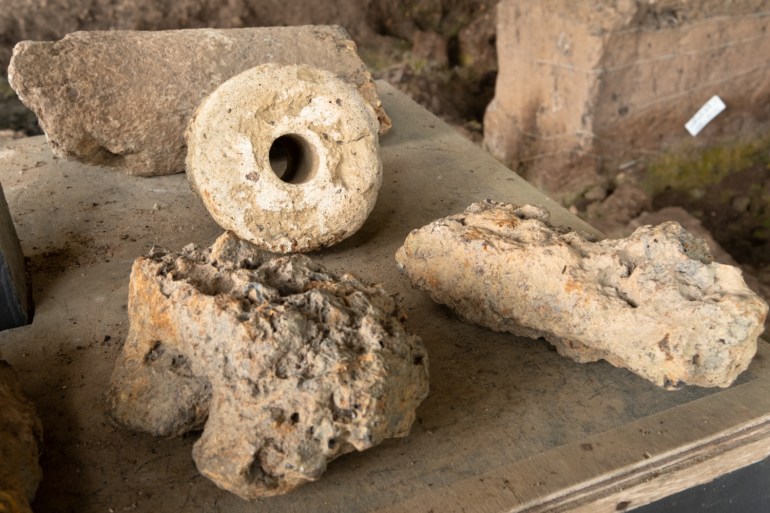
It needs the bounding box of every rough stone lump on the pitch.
[107,232,428,499]
[8,26,390,176]
[0,359,43,513]
[396,200,768,389]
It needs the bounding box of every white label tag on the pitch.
[685,95,726,136]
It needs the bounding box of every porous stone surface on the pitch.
[186,63,382,253]
[484,0,770,203]
[628,207,738,266]
[8,26,390,176]
[107,232,428,499]
[0,359,43,513]
[396,200,768,389]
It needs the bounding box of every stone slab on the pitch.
[8,26,390,176]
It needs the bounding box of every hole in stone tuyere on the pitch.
[268,134,317,184]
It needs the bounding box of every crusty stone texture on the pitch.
[628,207,739,266]
[396,200,768,389]
[186,63,382,253]
[484,0,770,203]
[107,232,428,499]
[0,360,43,513]
[8,26,390,176]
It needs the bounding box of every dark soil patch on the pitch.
[653,163,770,266]
[1,78,40,134]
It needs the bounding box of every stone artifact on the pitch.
[0,359,43,513]
[186,63,382,253]
[396,200,768,389]
[107,232,428,499]
[8,26,390,176]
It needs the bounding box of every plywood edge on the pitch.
[513,344,770,512]
[519,417,770,513]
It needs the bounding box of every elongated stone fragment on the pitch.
[0,360,43,513]
[107,232,428,499]
[8,26,390,176]
[396,200,768,389]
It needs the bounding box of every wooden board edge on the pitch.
[519,417,770,513]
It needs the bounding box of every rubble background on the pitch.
[1,0,769,327]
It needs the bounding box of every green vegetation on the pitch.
[0,78,15,99]
[358,39,412,72]
[643,135,770,196]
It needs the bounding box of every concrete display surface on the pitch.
[0,84,769,512]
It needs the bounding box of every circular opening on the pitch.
[269,134,317,184]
